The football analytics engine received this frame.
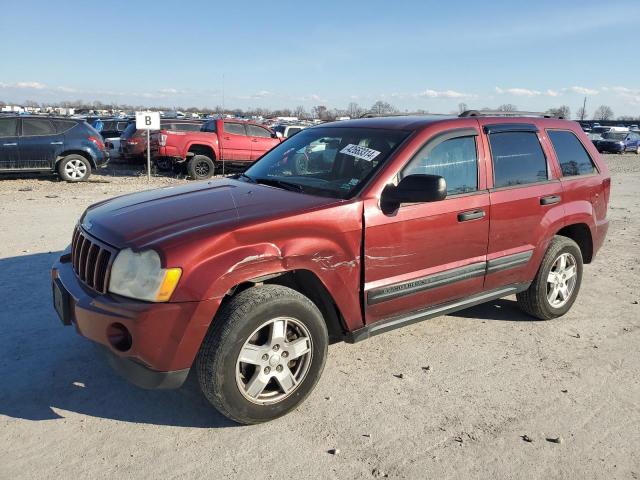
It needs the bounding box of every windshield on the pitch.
[602,132,626,140]
[242,126,410,199]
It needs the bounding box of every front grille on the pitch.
[71,226,115,293]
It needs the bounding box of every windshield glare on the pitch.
[243,127,410,199]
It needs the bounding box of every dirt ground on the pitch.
[0,156,638,480]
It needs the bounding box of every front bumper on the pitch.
[51,250,221,389]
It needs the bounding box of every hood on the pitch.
[81,179,341,249]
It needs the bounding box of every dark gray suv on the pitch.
[0,115,109,181]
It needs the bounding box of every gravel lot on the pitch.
[0,155,638,479]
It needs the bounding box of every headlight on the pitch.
[108,248,182,302]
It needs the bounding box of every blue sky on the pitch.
[1,0,640,117]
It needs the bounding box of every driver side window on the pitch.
[402,135,478,195]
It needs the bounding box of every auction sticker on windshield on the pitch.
[340,144,381,161]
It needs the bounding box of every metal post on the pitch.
[147,128,151,182]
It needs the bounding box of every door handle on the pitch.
[457,210,485,222]
[50,141,63,145]
[251,139,258,142]
[223,136,231,140]
[3,143,17,146]
[540,195,561,205]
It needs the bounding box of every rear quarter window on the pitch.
[0,118,18,137]
[52,120,76,134]
[489,131,548,188]
[547,130,596,177]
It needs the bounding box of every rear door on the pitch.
[246,124,277,160]
[19,118,64,169]
[0,117,20,169]
[481,122,564,290]
[364,124,491,323]
[220,122,252,161]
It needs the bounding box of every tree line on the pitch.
[0,99,636,121]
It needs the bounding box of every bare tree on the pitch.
[497,104,518,112]
[593,105,614,121]
[546,105,571,118]
[369,101,398,115]
[293,105,307,119]
[312,105,329,120]
[458,102,469,114]
[576,106,587,121]
[347,102,364,118]
[23,100,40,108]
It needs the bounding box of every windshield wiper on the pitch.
[254,177,304,193]
[237,172,256,183]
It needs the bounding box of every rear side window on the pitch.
[288,127,302,136]
[547,130,596,177]
[224,122,246,136]
[22,118,56,136]
[403,135,478,195]
[0,118,18,137]
[52,120,75,133]
[489,132,548,188]
[201,121,217,133]
[247,124,271,138]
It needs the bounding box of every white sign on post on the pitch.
[135,111,160,130]
[135,112,160,181]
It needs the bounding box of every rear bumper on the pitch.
[51,250,221,389]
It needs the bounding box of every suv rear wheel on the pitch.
[187,155,214,180]
[58,154,91,182]
[516,236,583,320]
[196,285,328,425]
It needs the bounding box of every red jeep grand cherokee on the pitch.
[52,112,610,424]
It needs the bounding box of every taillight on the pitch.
[88,136,105,150]
[159,134,167,146]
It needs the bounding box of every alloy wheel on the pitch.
[64,159,87,179]
[546,252,578,308]
[235,316,313,405]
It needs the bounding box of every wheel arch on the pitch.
[556,222,593,263]
[186,143,217,161]
[223,269,348,344]
[56,149,97,169]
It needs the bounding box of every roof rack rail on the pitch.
[459,110,565,119]
[359,112,451,119]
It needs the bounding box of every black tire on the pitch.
[57,154,91,182]
[196,285,328,424]
[187,155,214,180]
[516,236,583,320]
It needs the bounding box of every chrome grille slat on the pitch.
[70,226,115,294]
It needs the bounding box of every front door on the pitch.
[246,124,278,160]
[0,117,20,169]
[19,118,63,169]
[364,127,490,323]
[220,122,252,161]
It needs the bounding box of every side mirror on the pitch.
[380,174,446,214]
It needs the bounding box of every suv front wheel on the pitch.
[516,236,583,320]
[197,285,328,424]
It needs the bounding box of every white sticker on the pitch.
[340,144,381,162]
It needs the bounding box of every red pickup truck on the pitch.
[151,118,282,179]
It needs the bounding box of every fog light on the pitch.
[107,323,132,352]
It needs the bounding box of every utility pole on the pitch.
[581,96,587,120]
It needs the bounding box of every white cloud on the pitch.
[565,86,598,95]
[420,89,473,99]
[495,86,541,96]
[609,86,640,105]
[15,81,47,89]
[158,88,180,94]
[546,89,560,97]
